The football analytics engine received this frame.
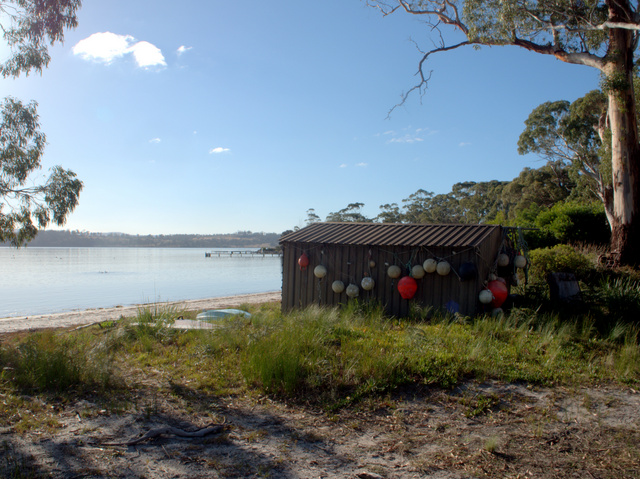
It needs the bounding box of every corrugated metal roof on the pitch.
[280,222,500,248]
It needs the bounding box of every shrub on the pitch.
[528,244,593,283]
[535,202,610,245]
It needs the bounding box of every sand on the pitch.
[0,291,281,334]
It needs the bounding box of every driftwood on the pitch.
[100,421,226,446]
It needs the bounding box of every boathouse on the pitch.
[279,222,510,317]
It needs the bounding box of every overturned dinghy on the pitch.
[196,309,251,320]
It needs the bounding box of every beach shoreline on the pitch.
[0,291,281,334]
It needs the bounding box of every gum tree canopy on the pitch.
[1,0,83,246]
[370,0,640,266]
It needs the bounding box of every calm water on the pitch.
[0,247,282,318]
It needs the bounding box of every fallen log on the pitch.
[100,421,226,446]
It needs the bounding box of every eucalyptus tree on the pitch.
[518,91,613,227]
[325,202,372,222]
[370,0,640,265]
[1,0,83,246]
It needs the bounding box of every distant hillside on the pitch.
[4,230,281,248]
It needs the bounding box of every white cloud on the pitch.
[356,162,368,167]
[149,138,161,144]
[339,164,348,168]
[177,45,192,56]
[129,41,166,68]
[459,142,471,147]
[388,136,424,144]
[209,147,230,154]
[73,32,166,69]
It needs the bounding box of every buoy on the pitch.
[514,255,527,269]
[423,258,437,273]
[491,307,504,318]
[497,253,510,267]
[411,264,426,279]
[479,289,493,304]
[436,261,451,276]
[313,265,327,278]
[398,276,418,299]
[361,277,375,291]
[387,265,401,279]
[298,253,309,270]
[346,283,359,298]
[369,260,376,268]
[332,280,345,293]
[487,280,508,308]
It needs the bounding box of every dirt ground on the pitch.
[2,379,639,478]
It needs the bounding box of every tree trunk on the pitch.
[604,3,640,266]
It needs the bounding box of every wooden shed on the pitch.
[279,222,506,317]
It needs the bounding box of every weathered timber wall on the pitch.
[281,227,502,317]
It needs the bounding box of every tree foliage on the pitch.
[369,0,640,265]
[1,0,83,246]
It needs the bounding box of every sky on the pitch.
[1,1,601,235]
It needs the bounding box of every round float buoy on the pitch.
[369,260,376,268]
[346,283,359,298]
[398,276,418,299]
[491,307,504,318]
[361,277,375,291]
[298,253,309,269]
[387,265,401,279]
[478,289,493,304]
[514,255,527,269]
[436,261,451,276]
[487,280,508,308]
[497,253,510,267]
[332,280,345,293]
[423,258,437,273]
[411,264,426,279]
[313,265,327,278]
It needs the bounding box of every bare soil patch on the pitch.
[2,379,639,478]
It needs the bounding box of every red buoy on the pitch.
[487,280,508,308]
[298,253,309,270]
[398,276,418,299]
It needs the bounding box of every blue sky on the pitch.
[2,1,600,235]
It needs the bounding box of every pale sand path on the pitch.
[0,291,281,334]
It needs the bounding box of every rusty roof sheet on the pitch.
[280,222,500,248]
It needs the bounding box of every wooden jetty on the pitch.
[205,248,281,258]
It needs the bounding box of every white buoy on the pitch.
[479,289,493,304]
[314,265,327,278]
[332,280,345,293]
[411,264,426,279]
[387,265,401,279]
[436,261,451,276]
[514,255,527,269]
[423,258,437,273]
[361,277,375,291]
[346,283,360,298]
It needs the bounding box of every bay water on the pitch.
[0,247,282,318]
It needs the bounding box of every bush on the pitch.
[535,202,610,245]
[529,244,594,283]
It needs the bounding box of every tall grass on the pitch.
[1,299,638,412]
[0,330,116,393]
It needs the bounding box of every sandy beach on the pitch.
[0,291,281,334]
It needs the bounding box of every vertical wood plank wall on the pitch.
[281,227,503,317]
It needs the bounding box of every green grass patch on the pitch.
[1,299,638,418]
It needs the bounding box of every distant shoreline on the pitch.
[1,230,281,249]
[0,291,281,334]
